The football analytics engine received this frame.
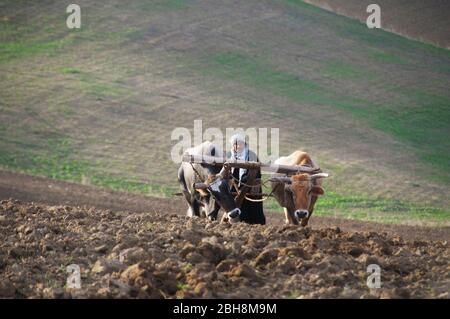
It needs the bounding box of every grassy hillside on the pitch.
[0,0,449,224]
[303,0,450,49]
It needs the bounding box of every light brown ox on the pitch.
[270,151,328,226]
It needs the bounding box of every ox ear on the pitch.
[310,186,324,195]
[194,182,210,197]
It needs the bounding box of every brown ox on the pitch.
[270,151,328,226]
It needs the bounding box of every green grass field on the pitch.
[0,0,449,225]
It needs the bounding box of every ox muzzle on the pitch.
[294,210,309,220]
[227,208,241,223]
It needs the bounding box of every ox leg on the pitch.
[208,202,220,221]
[284,207,299,225]
[199,206,207,218]
[220,212,229,224]
[187,206,194,217]
[301,195,318,227]
[192,199,202,217]
[186,201,201,217]
[182,190,195,218]
[186,194,201,217]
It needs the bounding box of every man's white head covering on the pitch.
[229,133,249,180]
[229,133,246,146]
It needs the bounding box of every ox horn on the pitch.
[193,182,209,190]
[217,163,231,179]
[194,166,229,191]
[217,166,227,179]
[269,177,292,184]
[310,173,329,180]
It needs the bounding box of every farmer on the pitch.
[227,133,266,225]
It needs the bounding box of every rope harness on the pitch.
[190,160,273,203]
[189,162,214,207]
[230,173,279,202]
[189,160,319,204]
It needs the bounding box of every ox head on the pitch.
[272,173,328,223]
[196,166,241,222]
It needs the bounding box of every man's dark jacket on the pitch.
[228,149,266,225]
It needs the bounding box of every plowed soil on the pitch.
[0,170,449,299]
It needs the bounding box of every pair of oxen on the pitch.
[178,142,328,226]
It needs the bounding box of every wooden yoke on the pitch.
[182,154,320,174]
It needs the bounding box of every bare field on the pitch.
[0,196,448,299]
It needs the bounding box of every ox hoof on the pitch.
[208,213,218,221]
